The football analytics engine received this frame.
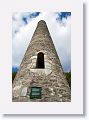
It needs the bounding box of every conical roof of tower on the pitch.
[29,20,56,52]
[31,20,49,37]
[38,20,46,24]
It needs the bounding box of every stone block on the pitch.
[21,87,27,97]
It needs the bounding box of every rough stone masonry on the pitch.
[12,20,71,102]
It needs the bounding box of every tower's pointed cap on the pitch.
[33,20,49,36]
[37,20,47,28]
[38,20,46,25]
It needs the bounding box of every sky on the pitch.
[12,12,71,72]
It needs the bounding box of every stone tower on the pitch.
[12,20,71,102]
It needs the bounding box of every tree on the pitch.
[12,72,17,83]
[64,72,71,89]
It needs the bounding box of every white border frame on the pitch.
[0,0,83,114]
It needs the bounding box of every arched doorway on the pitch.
[36,52,44,68]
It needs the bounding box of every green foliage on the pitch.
[64,72,71,88]
[12,72,17,82]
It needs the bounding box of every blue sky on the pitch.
[56,12,71,21]
[12,12,71,72]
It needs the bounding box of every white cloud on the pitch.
[12,12,71,72]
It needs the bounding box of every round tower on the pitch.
[12,20,71,102]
